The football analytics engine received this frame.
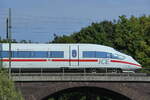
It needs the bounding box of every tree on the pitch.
[52,15,150,69]
[0,69,24,100]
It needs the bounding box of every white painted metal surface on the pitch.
[0,43,141,71]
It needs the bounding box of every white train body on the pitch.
[0,43,141,72]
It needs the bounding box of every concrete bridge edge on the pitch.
[15,82,150,100]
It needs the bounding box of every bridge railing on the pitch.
[11,72,148,76]
[10,67,150,76]
[11,72,150,82]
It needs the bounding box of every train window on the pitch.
[111,54,125,60]
[34,51,48,58]
[83,51,112,58]
[83,51,95,58]
[16,51,32,58]
[107,53,112,58]
[111,54,119,59]
[12,51,17,57]
[72,50,77,57]
[96,52,107,58]
[50,51,64,58]
[1,51,9,58]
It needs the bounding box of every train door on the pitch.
[69,45,79,66]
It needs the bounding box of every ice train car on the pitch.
[0,43,142,73]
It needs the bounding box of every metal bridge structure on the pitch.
[13,72,150,100]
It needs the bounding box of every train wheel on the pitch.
[115,68,122,73]
[91,69,97,73]
[88,68,96,73]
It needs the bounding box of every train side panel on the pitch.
[0,43,141,72]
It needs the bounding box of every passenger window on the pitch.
[83,51,95,58]
[12,51,18,57]
[96,52,107,58]
[17,51,31,58]
[50,51,64,58]
[34,51,48,58]
[1,51,9,58]
[83,51,112,58]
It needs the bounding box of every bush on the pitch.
[0,69,24,100]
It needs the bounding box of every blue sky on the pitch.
[0,0,150,42]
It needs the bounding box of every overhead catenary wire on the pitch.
[0,10,98,42]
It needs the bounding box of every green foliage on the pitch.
[0,38,32,43]
[0,69,24,100]
[48,98,54,100]
[52,15,150,69]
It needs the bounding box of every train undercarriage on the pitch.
[9,67,126,73]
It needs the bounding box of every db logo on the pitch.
[72,50,77,57]
[100,59,109,64]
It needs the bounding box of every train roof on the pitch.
[0,43,115,52]
[0,43,114,48]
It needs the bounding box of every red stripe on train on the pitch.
[1,59,98,62]
[110,60,141,67]
[1,59,141,68]
[52,59,98,62]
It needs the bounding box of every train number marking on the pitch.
[99,59,109,64]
